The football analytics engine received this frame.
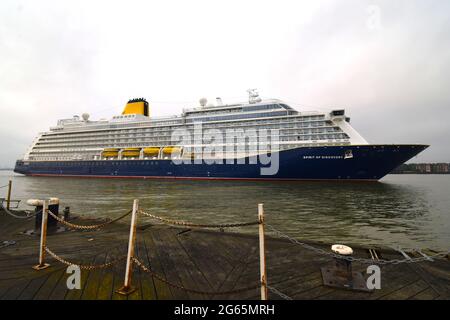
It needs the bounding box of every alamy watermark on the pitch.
[66,265,81,290]
[169,123,280,176]
[366,265,381,290]
[366,5,382,31]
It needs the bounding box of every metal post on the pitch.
[6,180,12,210]
[33,200,50,270]
[258,203,268,300]
[63,206,70,221]
[116,199,139,295]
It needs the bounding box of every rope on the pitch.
[139,210,260,229]
[0,184,9,189]
[133,257,260,296]
[45,247,126,270]
[0,204,39,219]
[266,224,450,265]
[47,210,132,230]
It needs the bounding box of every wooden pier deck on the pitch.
[1,207,449,300]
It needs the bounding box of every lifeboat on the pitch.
[122,147,141,158]
[182,152,196,159]
[143,147,160,156]
[102,148,119,158]
[162,146,182,155]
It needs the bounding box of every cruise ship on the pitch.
[14,90,428,181]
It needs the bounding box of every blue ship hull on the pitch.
[14,144,428,181]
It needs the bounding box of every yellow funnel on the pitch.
[122,98,149,116]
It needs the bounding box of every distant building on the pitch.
[434,163,449,173]
[415,163,431,173]
[392,163,450,174]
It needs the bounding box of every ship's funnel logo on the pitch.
[170,123,280,176]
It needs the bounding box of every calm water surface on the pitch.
[1,170,449,251]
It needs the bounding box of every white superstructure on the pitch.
[22,90,368,162]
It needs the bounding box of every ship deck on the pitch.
[0,207,449,300]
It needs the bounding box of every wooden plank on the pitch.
[95,248,120,300]
[126,239,144,301]
[148,228,189,299]
[135,238,157,300]
[80,253,107,299]
[176,231,235,290]
[0,278,31,300]
[381,280,432,300]
[218,246,260,300]
[0,279,28,299]
[141,233,172,300]
[293,283,336,300]
[17,273,51,300]
[409,287,440,300]
[109,246,128,301]
[47,268,71,300]
[159,229,210,299]
[32,267,67,300]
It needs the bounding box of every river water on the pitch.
[1,170,449,251]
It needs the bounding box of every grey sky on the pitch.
[1,0,449,167]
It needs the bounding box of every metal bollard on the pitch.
[332,244,353,288]
[321,244,370,292]
[47,198,60,230]
[27,199,45,230]
[29,198,60,231]
[63,206,70,221]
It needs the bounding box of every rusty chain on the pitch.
[267,224,450,265]
[132,257,259,296]
[1,204,39,219]
[138,209,259,229]
[45,246,126,270]
[47,209,131,230]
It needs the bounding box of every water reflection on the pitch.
[1,171,447,251]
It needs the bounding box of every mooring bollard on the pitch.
[332,244,354,287]
[6,180,12,210]
[116,199,139,295]
[47,198,60,230]
[30,198,60,231]
[258,203,268,300]
[63,206,70,221]
[33,200,50,270]
[26,199,43,230]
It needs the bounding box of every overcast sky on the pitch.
[1,0,449,167]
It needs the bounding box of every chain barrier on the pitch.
[0,241,16,249]
[266,224,450,265]
[45,246,126,270]
[47,210,132,230]
[267,285,293,300]
[138,209,259,229]
[132,257,259,296]
[1,204,39,219]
